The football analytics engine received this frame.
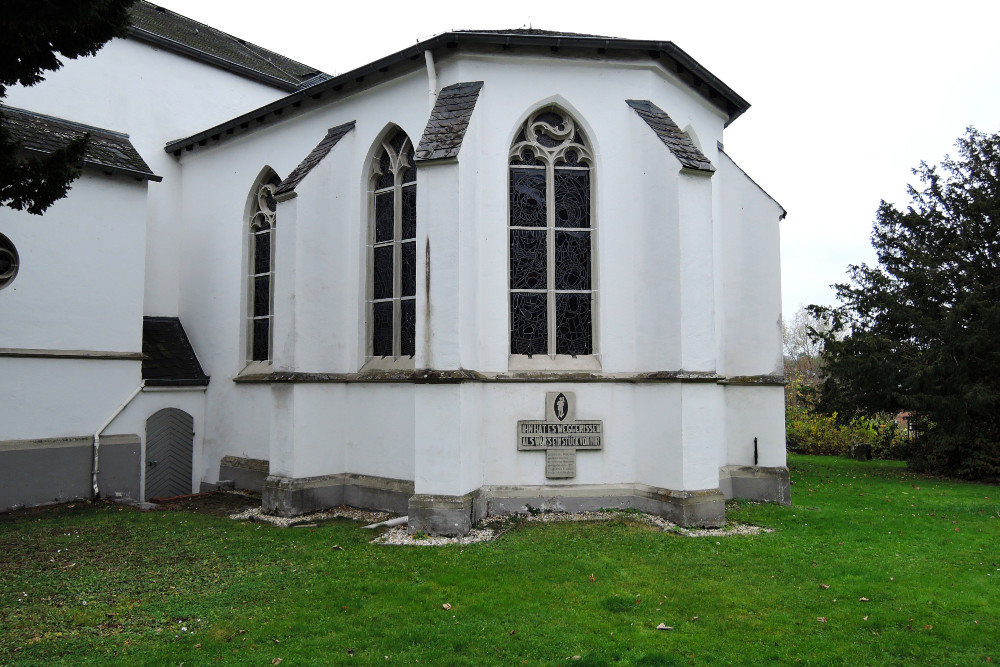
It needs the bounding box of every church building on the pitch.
[0,3,789,535]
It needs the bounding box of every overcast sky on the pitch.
[156,0,1000,317]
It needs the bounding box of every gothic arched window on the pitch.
[247,170,280,363]
[368,129,416,360]
[509,108,594,357]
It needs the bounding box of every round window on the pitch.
[0,233,19,289]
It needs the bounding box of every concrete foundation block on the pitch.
[263,473,413,517]
[408,491,485,537]
[719,465,791,505]
[219,456,269,493]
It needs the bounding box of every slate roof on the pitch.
[129,1,324,91]
[626,99,714,173]
[1,106,161,181]
[413,82,484,162]
[142,317,209,386]
[167,31,750,156]
[275,121,355,195]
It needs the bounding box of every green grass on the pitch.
[2,455,998,665]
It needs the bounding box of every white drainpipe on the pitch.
[424,50,438,112]
[92,381,145,499]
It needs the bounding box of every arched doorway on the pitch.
[144,408,194,500]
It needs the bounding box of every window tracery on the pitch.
[247,172,280,363]
[509,108,594,357]
[368,129,416,360]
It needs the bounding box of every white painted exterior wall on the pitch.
[0,173,147,440]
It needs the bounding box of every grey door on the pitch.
[145,408,194,500]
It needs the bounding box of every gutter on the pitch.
[92,381,145,499]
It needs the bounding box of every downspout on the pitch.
[424,50,438,112]
[92,381,145,499]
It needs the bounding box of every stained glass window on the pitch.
[247,171,281,363]
[509,108,594,357]
[368,129,417,359]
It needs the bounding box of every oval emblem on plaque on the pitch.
[553,392,568,421]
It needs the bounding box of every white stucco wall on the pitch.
[0,172,148,442]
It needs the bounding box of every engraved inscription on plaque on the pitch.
[517,392,603,479]
[545,449,577,478]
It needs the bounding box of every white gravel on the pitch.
[229,505,392,527]
[228,505,771,545]
[371,510,772,546]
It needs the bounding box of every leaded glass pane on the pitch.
[372,302,393,356]
[373,246,393,300]
[554,170,590,228]
[400,299,415,357]
[401,185,416,239]
[509,229,546,290]
[555,293,592,355]
[510,292,547,355]
[252,319,269,361]
[401,241,416,297]
[509,168,546,227]
[253,275,270,317]
[376,151,393,190]
[554,230,591,291]
[253,230,270,275]
[374,192,394,243]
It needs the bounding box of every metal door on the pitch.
[144,408,194,500]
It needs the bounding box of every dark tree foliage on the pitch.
[1,0,137,215]
[809,128,1000,481]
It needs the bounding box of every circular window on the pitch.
[0,233,19,290]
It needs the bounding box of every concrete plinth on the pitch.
[262,473,413,516]
[718,465,791,505]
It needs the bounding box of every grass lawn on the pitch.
[1,454,997,665]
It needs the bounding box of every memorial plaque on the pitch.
[517,392,603,479]
[545,448,577,478]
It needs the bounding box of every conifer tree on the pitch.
[810,128,1000,480]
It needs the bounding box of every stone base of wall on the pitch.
[262,473,413,516]
[484,483,726,528]
[259,476,740,535]
[217,456,270,493]
[0,434,140,512]
[718,465,791,505]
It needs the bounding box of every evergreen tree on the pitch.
[1,0,137,215]
[810,128,1000,480]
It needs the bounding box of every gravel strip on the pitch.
[229,505,392,527]
[371,511,772,546]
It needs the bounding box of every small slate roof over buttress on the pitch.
[129,1,325,90]
[414,82,484,161]
[142,317,209,386]
[275,121,355,195]
[1,106,160,181]
[625,99,714,173]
